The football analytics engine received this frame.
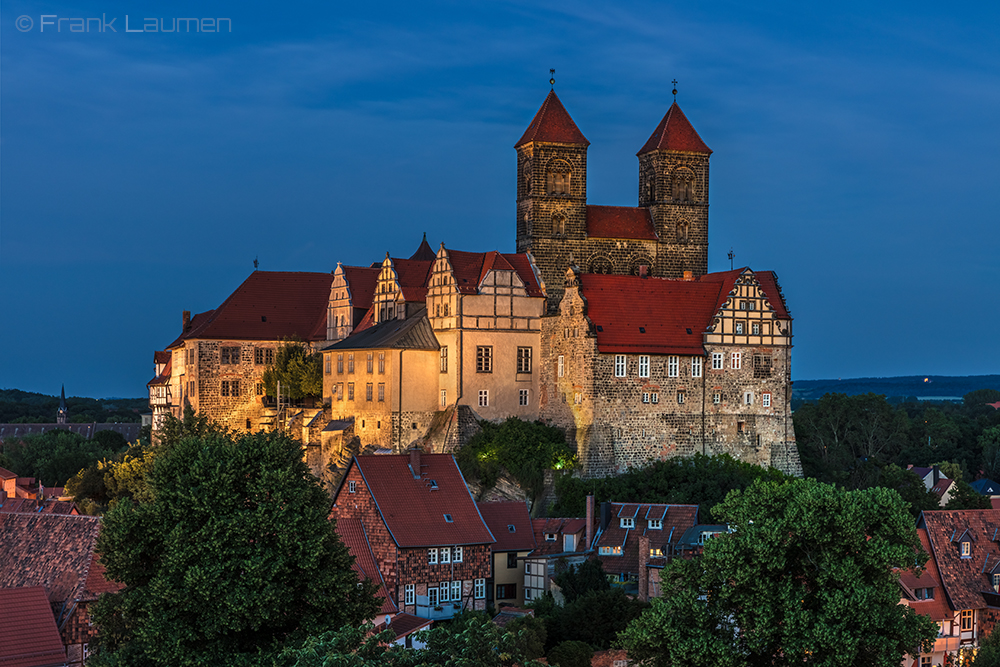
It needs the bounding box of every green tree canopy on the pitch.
[546,640,593,667]
[1,428,128,487]
[262,340,323,401]
[617,478,938,667]
[553,558,610,604]
[89,430,379,667]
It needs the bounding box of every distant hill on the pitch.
[0,389,147,423]
[792,375,1000,406]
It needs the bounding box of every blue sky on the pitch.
[2,0,998,398]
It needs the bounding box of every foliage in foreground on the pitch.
[89,429,379,667]
[617,478,938,667]
[457,417,576,502]
[263,339,323,401]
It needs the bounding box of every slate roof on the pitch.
[899,527,952,621]
[335,517,397,615]
[336,453,495,548]
[445,249,544,297]
[586,206,657,241]
[341,265,381,311]
[529,517,588,557]
[0,423,142,443]
[594,503,698,576]
[971,479,1000,495]
[322,314,439,352]
[515,90,589,147]
[166,271,332,348]
[0,586,67,667]
[477,501,536,552]
[637,101,712,155]
[579,268,791,355]
[919,509,1000,612]
[0,513,121,606]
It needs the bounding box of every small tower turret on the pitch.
[57,385,68,424]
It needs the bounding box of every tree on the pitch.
[553,558,610,603]
[89,430,379,667]
[556,589,646,650]
[263,340,323,402]
[945,480,991,510]
[972,625,1000,667]
[980,427,1000,480]
[1,428,127,487]
[617,478,938,667]
[546,640,593,667]
[415,611,545,667]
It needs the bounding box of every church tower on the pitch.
[637,102,712,277]
[57,385,68,424]
[515,91,589,292]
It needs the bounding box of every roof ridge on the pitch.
[515,90,589,148]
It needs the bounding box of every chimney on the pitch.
[683,270,694,281]
[638,535,650,602]
[600,501,612,531]
[933,465,940,484]
[182,310,191,332]
[586,494,595,550]
[409,446,421,479]
[639,265,648,278]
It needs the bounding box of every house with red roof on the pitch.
[330,449,495,620]
[906,509,1000,666]
[523,514,594,603]
[540,264,796,476]
[477,501,537,608]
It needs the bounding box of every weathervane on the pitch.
[672,79,678,102]
[254,256,259,270]
[728,248,735,270]
[550,69,556,89]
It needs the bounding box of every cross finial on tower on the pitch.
[672,79,678,102]
[728,248,735,270]
[550,69,556,89]
[253,256,259,270]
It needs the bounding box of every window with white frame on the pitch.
[712,352,723,370]
[744,391,754,405]
[732,352,742,370]
[451,580,461,602]
[439,581,450,602]
[440,346,448,372]
[475,578,486,599]
[735,321,745,335]
[478,390,489,407]
[638,355,650,378]
[440,547,451,564]
[517,347,532,373]
[348,480,356,493]
[557,355,565,377]
[649,519,662,529]
[642,393,650,404]
[615,355,627,377]
[752,322,760,335]
[428,548,438,564]
[428,587,438,607]
[692,357,703,378]
[713,393,721,404]
[961,541,971,558]
[762,392,771,407]
[519,389,529,406]
[598,546,623,556]
[667,356,679,377]
[440,389,447,407]
[677,392,686,404]
[652,392,659,404]
[404,584,414,605]
[454,546,463,562]
[620,517,635,529]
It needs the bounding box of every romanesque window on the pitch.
[753,354,772,378]
[254,347,274,365]
[479,390,489,407]
[614,355,627,377]
[667,356,679,378]
[692,357,703,378]
[378,384,385,402]
[712,352,723,370]
[590,257,614,274]
[517,347,532,373]
[552,212,567,237]
[220,347,240,365]
[677,221,690,244]
[476,346,493,373]
[547,159,571,195]
[638,356,650,378]
[672,167,696,203]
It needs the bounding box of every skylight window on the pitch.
[508,525,516,533]
[444,514,453,523]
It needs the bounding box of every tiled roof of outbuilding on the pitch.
[335,517,397,615]
[341,266,381,311]
[377,612,433,641]
[322,314,439,352]
[637,101,712,155]
[530,517,588,557]
[594,503,698,576]
[515,90,589,147]
[920,509,1000,613]
[166,271,332,347]
[477,502,536,552]
[0,586,67,667]
[899,527,952,621]
[586,205,657,241]
[389,259,435,303]
[336,453,495,549]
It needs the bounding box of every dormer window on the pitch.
[620,517,635,529]
[648,519,662,530]
[993,575,1000,593]
[545,533,557,542]
[961,541,971,557]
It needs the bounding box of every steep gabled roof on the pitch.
[147,353,171,387]
[594,503,698,576]
[409,235,437,261]
[337,453,495,548]
[166,271,332,348]
[321,314,439,352]
[444,249,544,297]
[637,102,712,155]
[755,271,792,319]
[335,517,397,615]
[341,266,381,312]
[389,259,435,302]
[899,527,952,621]
[0,586,67,667]
[515,90,589,148]
[920,509,1000,612]
[586,206,657,241]
[529,517,588,557]
[477,501,536,552]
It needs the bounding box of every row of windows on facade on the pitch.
[598,353,772,379]
[332,382,386,402]
[199,346,276,366]
[636,390,773,407]
[427,546,463,564]
[327,347,534,376]
[402,579,486,606]
[330,352,387,375]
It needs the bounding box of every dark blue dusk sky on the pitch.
[2,1,998,398]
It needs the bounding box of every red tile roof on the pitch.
[0,497,78,515]
[899,528,952,621]
[920,509,1000,612]
[354,305,375,333]
[586,206,657,241]
[0,586,67,667]
[378,612,433,641]
[409,236,437,261]
[153,350,171,365]
[515,90,589,148]
[337,453,495,549]
[530,517,588,557]
[594,503,698,576]
[446,249,544,297]
[147,353,171,387]
[389,259,435,303]
[754,271,792,319]
[0,467,17,480]
[477,502,537,552]
[931,479,954,497]
[637,102,712,155]
[166,271,332,348]
[341,266,381,312]
[336,517,397,615]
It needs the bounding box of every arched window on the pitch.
[547,159,572,196]
[677,220,690,244]
[590,256,614,274]
[630,257,654,276]
[552,212,567,237]
[672,168,696,203]
[522,158,533,194]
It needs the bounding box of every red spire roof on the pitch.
[409,234,436,261]
[515,91,589,148]
[637,102,712,155]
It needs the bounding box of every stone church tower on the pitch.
[515,91,713,309]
